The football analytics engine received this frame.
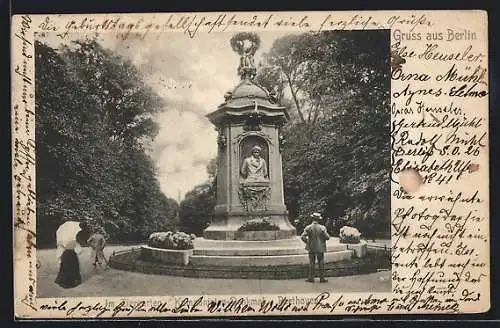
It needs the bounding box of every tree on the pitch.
[178,159,217,236]
[178,183,215,236]
[35,40,178,246]
[257,30,391,238]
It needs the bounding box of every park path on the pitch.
[37,245,391,298]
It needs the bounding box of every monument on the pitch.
[111,33,368,278]
[203,32,297,240]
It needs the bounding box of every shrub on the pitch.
[339,226,361,244]
[148,231,195,250]
[238,218,280,232]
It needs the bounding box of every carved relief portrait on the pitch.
[239,136,269,183]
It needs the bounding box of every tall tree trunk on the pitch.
[311,102,321,125]
[285,73,306,123]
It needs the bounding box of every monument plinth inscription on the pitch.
[204,32,296,240]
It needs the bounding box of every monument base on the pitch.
[203,210,296,240]
[108,238,377,279]
[190,237,365,267]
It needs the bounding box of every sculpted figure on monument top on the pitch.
[231,33,260,80]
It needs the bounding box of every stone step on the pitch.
[189,249,354,267]
[193,243,347,256]
[194,236,343,249]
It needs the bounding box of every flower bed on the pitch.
[339,226,361,244]
[148,231,195,250]
[143,232,196,266]
[236,218,282,241]
[238,218,280,232]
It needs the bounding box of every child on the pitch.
[87,228,108,268]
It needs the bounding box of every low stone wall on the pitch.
[109,249,391,280]
[141,246,193,266]
[189,249,353,267]
[343,240,368,258]
[367,244,392,258]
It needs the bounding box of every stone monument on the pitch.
[112,33,368,276]
[203,32,296,240]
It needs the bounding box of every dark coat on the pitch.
[55,249,81,289]
[301,221,330,253]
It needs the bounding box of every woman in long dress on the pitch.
[55,238,83,289]
[55,249,81,288]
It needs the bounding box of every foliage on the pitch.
[177,157,218,235]
[256,30,391,238]
[237,218,280,232]
[148,231,195,250]
[35,40,178,247]
[178,182,216,236]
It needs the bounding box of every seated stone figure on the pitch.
[240,145,269,184]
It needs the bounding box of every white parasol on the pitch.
[56,221,83,260]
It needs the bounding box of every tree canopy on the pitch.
[257,30,391,237]
[35,40,178,247]
[178,158,216,236]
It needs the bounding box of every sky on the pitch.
[41,31,293,201]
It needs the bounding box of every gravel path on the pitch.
[37,246,391,298]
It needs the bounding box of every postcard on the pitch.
[12,10,489,318]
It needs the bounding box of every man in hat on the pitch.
[301,212,331,283]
